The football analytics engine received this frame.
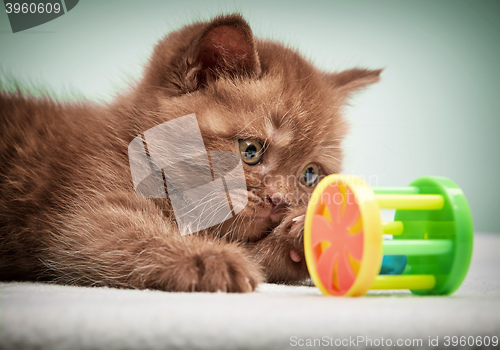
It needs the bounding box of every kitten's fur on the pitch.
[0,14,380,292]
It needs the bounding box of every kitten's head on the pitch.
[131,14,381,281]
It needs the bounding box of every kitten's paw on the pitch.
[165,244,263,293]
[249,207,310,283]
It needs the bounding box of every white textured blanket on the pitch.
[1,233,498,349]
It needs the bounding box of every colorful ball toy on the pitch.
[304,175,473,297]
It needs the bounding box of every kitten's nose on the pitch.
[268,193,288,210]
[267,193,289,223]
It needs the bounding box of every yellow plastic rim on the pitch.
[304,175,384,296]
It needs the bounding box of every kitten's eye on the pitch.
[299,163,320,187]
[238,139,264,165]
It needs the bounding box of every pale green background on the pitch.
[0,0,499,233]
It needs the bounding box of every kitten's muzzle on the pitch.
[268,193,289,223]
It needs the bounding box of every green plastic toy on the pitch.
[304,175,474,297]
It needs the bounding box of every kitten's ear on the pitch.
[329,68,383,97]
[185,14,261,90]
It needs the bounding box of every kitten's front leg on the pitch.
[45,194,263,292]
[247,207,310,284]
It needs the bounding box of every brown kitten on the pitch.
[0,14,381,292]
